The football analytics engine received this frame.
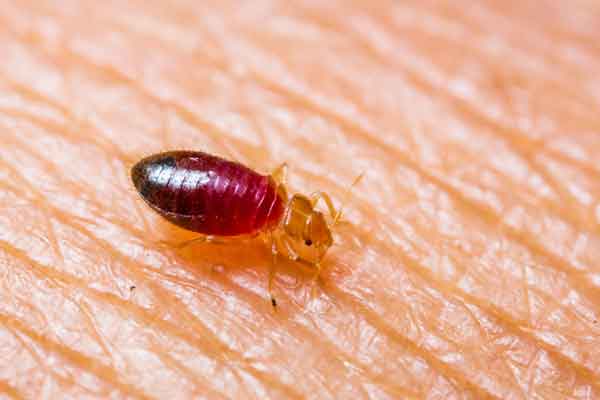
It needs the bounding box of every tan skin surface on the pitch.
[1,0,600,398]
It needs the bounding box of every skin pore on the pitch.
[1,0,600,398]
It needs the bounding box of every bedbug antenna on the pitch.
[332,172,364,226]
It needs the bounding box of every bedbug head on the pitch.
[276,172,363,268]
[280,194,334,264]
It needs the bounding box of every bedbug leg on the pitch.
[172,235,211,248]
[158,235,210,249]
[269,233,296,307]
[310,191,339,220]
[281,235,299,261]
[335,172,364,225]
[271,162,288,185]
[269,233,279,308]
[310,262,323,300]
[168,235,251,249]
[313,173,364,226]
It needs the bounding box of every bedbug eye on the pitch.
[305,239,313,246]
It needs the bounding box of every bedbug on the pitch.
[131,150,361,307]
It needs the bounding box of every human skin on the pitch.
[0,0,599,398]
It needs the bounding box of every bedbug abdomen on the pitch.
[131,151,285,236]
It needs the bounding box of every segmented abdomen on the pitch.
[131,151,285,236]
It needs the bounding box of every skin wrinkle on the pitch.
[213,0,600,130]
[0,151,160,266]
[0,26,235,165]
[390,6,600,129]
[152,351,230,400]
[243,1,600,183]
[0,144,66,266]
[0,380,25,400]
[322,286,496,399]
[0,42,262,176]
[0,240,295,399]
[462,0,600,73]
[351,18,600,219]
[284,295,476,399]
[351,40,596,204]
[176,268,384,396]
[141,285,306,400]
[0,315,148,399]
[7,327,94,397]
[262,286,444,398]
[385,2,600,116]
[75,298,123,375]
[0,132,187,255]
[0,0,596,398]
[330,255,593,398]
[0,77,71,119]
[2,133,146,290]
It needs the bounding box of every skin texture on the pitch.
[0,0,599,399]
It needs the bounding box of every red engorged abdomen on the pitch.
[131,151,285,236]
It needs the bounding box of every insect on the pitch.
[131,150,361,307]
